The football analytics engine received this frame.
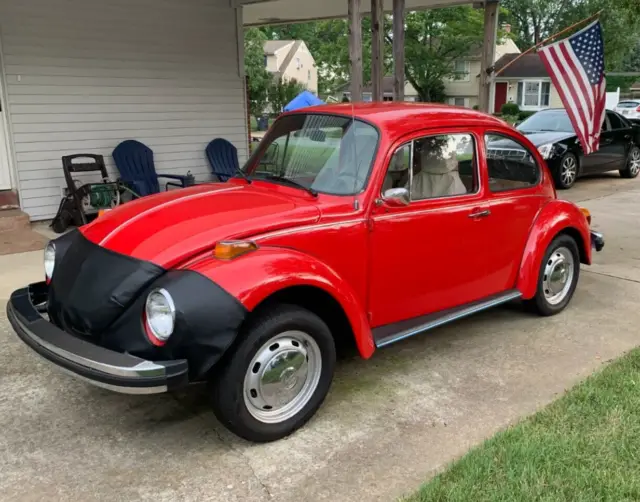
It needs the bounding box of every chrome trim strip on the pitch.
[54,366,168,395]
[10,308,167,379]
[375,290,523,348]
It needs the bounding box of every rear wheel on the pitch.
[620,146,640,179]
[209,304,336,442]
[554,153,578,189]
[524,234,580,316]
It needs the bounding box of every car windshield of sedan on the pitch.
[517,110,576,134]
[243,113,379,195]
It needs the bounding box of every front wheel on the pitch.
[620,146,640,179]
[554,153,579,189]
[210,304,336,442]
[524,234,580,316]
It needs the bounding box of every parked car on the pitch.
[614,99,640,121]
[7,103,604,443]
[512,108,640,189]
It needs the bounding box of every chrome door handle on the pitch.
[469,209,491,218]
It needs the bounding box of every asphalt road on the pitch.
[1,173,639,502]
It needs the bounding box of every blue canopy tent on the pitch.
[283,90,324,112]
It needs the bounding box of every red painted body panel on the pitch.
[517,200,591,299]
[185,247,375,358]
[71,103,593,358]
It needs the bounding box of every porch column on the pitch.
[348,0,363,102]
[371,0,384,101]
[392,0,405,101]
[478,0,499,112]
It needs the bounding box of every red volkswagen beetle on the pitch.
[7,103,604,442]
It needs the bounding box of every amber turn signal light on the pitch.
[213,240,258,260]
[580,207,591,225]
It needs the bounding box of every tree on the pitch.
[392,7,489,102]
[268,78,307,114]
[244,28,271,119]
[501,0,640,70]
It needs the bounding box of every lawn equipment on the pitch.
[50,154,139,234]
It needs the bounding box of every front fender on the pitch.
[517,199,591,299]
[188,247,375,359]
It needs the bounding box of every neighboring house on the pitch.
[339,25,520,108]
[339,76,420,102]
[491,52,563,114]
[444,24,521,109]
[263,40,318,94]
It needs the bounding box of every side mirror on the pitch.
[382,187,410,206]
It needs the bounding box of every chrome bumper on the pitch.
[591,230,604,252]
[7,283,189,395]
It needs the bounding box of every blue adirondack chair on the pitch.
[112,140,193,197]
[205,138,240,182]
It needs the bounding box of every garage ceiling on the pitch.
[242,0,483,26]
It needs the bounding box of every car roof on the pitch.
[289,102,508,141]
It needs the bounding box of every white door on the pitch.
[0,110,11,190]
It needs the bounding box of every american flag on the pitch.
[538,20,606,155]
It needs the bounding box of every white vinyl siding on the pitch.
[0,0,247,220]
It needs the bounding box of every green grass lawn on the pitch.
[404,348,640,502]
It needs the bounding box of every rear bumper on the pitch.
[7,283,189,394]
[591,230,604,252]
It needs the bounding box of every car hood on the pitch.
[81,182,320,268]
[516,130,576,146]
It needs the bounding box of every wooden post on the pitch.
[478,0,499,113]
[348,0,363,102]
[371,0,384,101]
[392,0,405,101]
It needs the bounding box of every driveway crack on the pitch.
[583,269,640,284]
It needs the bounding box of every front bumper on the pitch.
[7,282,189,394]
[591,230,604,252]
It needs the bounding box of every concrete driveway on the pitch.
[1,174,639,502]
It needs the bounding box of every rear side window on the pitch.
[484,133,540,191]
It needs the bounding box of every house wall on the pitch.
[0,0,248,220]
[280,43,318,94]
[502,79,563,110]
[443,59,481,106]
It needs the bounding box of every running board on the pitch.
[373,290,522,348]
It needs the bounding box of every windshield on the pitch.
[243,113,379,195]
[517,110,575,133]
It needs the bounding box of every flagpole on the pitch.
[493,10,603,78]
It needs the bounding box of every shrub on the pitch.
[518,110,536,120]
[501,102,520,116]
[472,105,479,110]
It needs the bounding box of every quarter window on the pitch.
[382,133,478,201]
[485,133,540,191]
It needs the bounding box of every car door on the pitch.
[368,128,496,328]
[484,131,549,290]
[603,111,632,170]
[582,113,621,173]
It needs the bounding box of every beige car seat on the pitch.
[408,148,467,200]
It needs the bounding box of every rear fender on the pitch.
[517,199,591,299]
[187,247,375,359]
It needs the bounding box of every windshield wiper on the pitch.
[259,174,318,197]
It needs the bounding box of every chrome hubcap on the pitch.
[629,149,640,176]
[561,156,577,186]
[543,246,575,305]
[243,331,322,424]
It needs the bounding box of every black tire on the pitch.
[620,145,640,179]
[553,153,579,189]
[210,304,336,442]
[524,234,580,316]
[51,210,71,234]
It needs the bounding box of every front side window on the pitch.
[485,133,540,191]
[382,133,478,201]
[606,111,626,130]
[245,114,379,196]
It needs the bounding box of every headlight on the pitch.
[145,288,176,344]
[44,242,56,280]
[537,143,554,159]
